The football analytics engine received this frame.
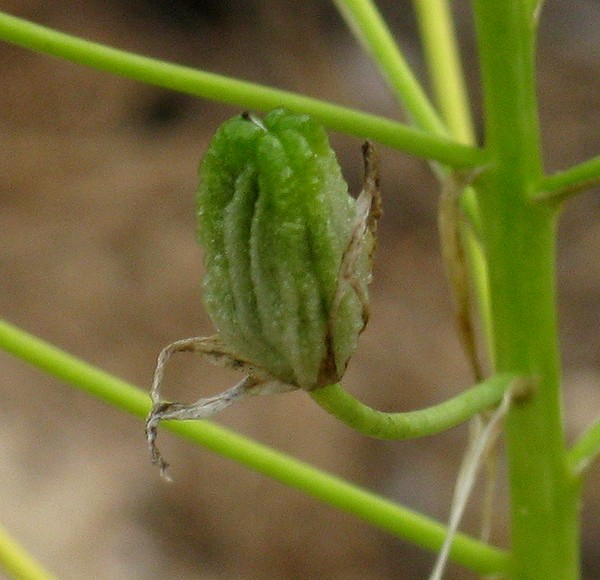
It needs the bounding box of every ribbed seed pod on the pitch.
[146,109,380,475]
[197,108,374,390]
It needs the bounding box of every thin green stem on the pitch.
[472,1,580,577]
[0,319,509,575]
[567,416,600,477]
[311,374,516,439]
[0,10,485,168]
[412,0,475,144]
[333,0,447,135]
[0,523,56,580]
[534,154,600,205]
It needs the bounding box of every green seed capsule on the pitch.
[198,108,373,389]
[146,109,380,476]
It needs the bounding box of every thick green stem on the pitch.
[472,1,580,578]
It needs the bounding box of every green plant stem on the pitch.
[567,416,600,476]
[534,154,600,204]
[311,374,515,439]
[412,0,475,144]
[0,523,56,580]
[472,1,580,578]
[0,319,509,575]
[0,10,484,169]
[412,0,493,373]
[332,0,446,135]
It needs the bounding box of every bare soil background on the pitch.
[1,1,599,578]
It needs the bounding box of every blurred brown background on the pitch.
[1,1,599,578]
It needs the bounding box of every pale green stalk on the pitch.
[0,523,56,580]
[412,0,475,144]
[413,0,493,369]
